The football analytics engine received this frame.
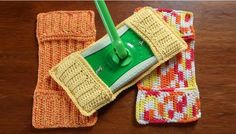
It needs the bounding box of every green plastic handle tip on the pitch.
[94,0,128,60]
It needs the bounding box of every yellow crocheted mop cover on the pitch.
[49,7,187,116]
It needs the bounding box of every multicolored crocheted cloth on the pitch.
[136,8,201,124]
[32,11,97,128]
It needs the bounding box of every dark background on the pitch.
[0,1,235,134]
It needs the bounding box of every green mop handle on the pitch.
[94,0,127,59]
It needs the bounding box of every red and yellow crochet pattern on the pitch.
[136,8,201,124]
[32,11,97,128]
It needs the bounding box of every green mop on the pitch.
[49,0,187,116]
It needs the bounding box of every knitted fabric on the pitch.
[136,8,201,124]
[49,7,187,116]
[32,11,97,128]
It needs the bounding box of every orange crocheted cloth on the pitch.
[32,11,97,128]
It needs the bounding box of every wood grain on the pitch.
[0,1,235,134]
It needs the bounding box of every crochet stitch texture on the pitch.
[136,8,201,124]
[32,11,97,128]
[49,7,187,116]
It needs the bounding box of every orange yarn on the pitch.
[32,11,97,128]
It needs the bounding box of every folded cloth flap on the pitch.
[37,11,96,42]
[125,7,187,60]
[50,52,113,115]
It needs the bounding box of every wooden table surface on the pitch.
[0,1,235,134]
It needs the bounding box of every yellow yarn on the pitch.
[49,7,187,116]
